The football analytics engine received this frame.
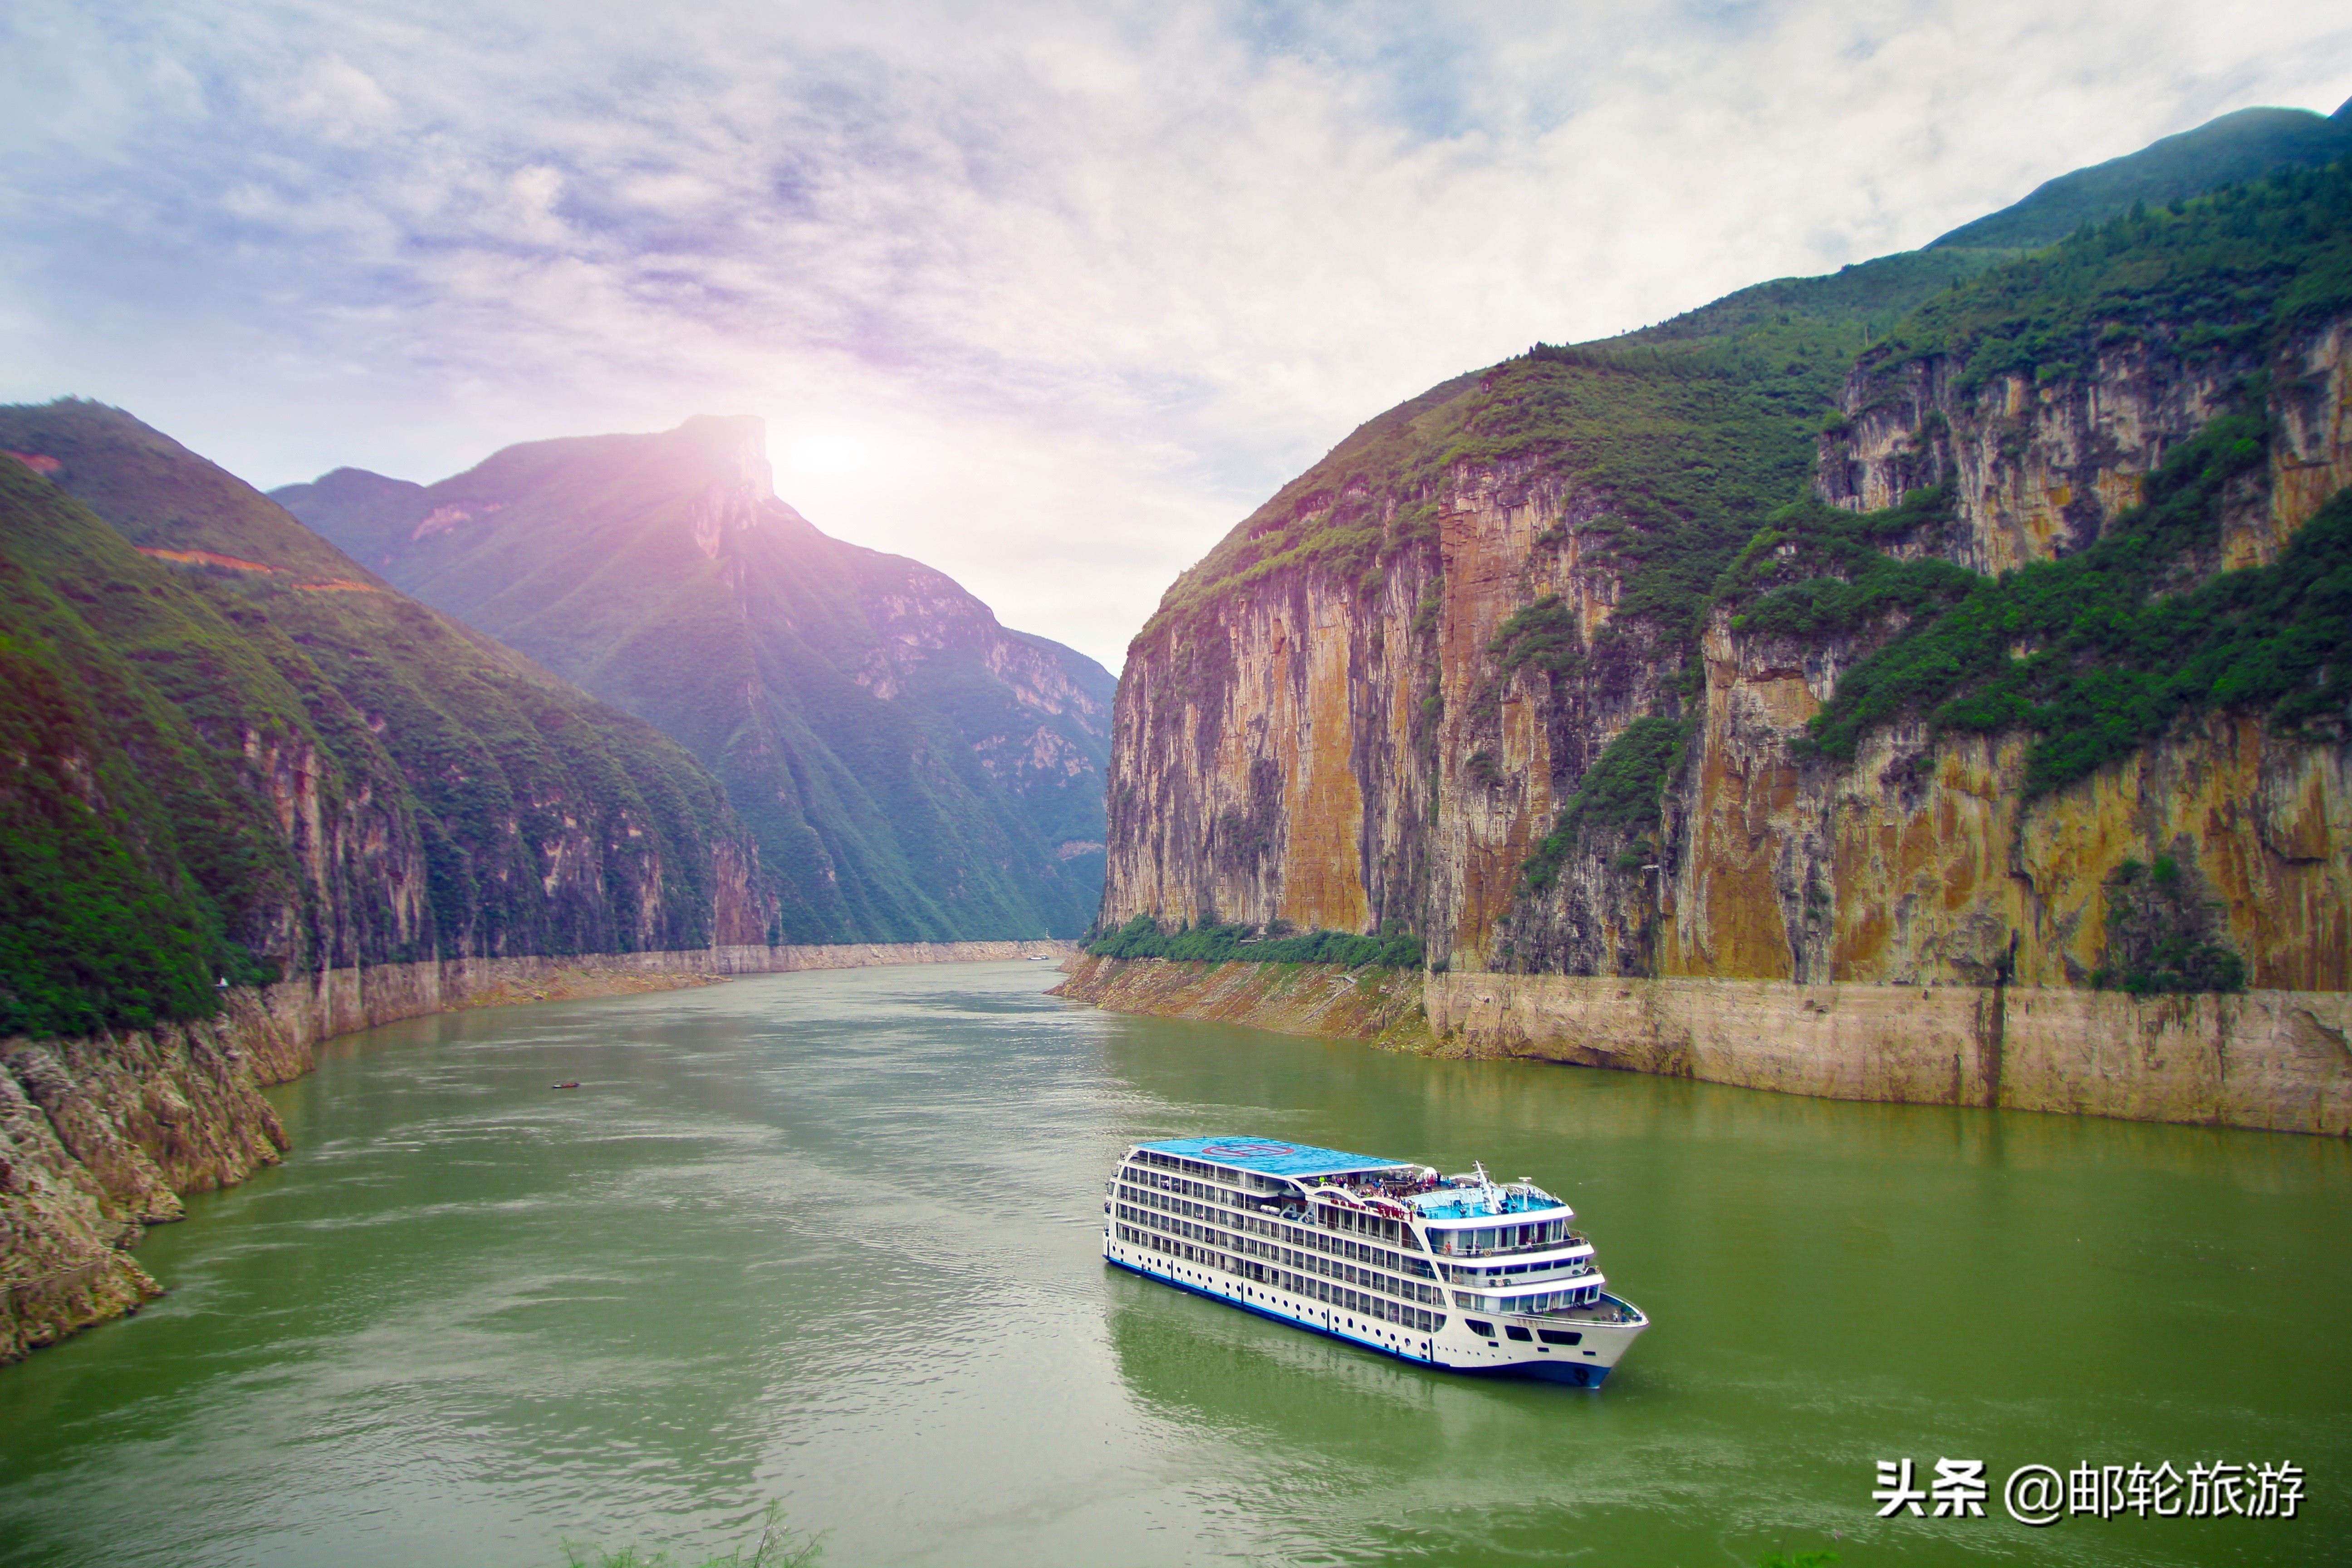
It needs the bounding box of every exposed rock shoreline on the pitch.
[1,939,1071,1365]
[1053,954,2352,1135]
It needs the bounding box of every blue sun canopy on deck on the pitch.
[1137,1135,1412,1178]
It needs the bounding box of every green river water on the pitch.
[0,962,2344,1567]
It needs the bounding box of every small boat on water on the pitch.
[1102,1135,1646,1385]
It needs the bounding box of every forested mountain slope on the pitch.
[1101,103,2352,994]
[0,403,771,1041]
[275,417,1114,942]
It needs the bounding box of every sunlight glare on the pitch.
[776,427,877,478]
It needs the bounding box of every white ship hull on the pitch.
[1104,1233,1645,1385]
[1102,1136,1649,1387]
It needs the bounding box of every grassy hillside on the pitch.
[0,464,303,1034]
[0,404,768,1038]
[278,418,1117,943]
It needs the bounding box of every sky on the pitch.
[4,3,2349,672]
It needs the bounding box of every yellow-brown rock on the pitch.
[1097,295,2351,1134]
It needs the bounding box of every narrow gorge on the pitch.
[1073,110,2352,1135]
[2,402,1095,1361]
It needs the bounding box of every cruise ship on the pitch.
[1103,1135,1647,1385]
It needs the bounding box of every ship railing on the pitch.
[1431,1231,1589,1260]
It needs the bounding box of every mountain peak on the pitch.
[671,414,776,504]
[1930,103,2352,251]
[279,418,1119,943]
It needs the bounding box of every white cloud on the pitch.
[285,54,398,141]
[2,0,2349,669]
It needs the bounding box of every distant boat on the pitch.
[1026,955,1053,961]
[552,1081,581,1089]
[1103,1136,1647,1386]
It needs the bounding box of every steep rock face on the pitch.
[278,418,1116,941]
[1818,312,2351,572]
[1657,316,2352,994]
[0,411,775,1043]
[1101,154,2352,1026]
[1108,455,1707,970]
[1665,657,2350,992]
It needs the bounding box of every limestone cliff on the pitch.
[1099,147,2352,1044]
[1649,309,2352,995]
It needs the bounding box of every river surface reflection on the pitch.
[0,962,2343,1566]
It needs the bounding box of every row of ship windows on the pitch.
[1462,1319,1586,1347]
[1132,1151,1274,1192]
[1115,1206,1447,1306]
[1448,1257,1593,1287]
[1118,1182,1435,1278]
[1119,1166,1418,1248]
[1454,1285,1603,1312]
[1116,1225,1449,1336]
[1118,1206,1600,1314]
[1429,1220,1576,1256]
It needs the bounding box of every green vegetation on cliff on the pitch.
[1148,243,2007,643]
[2092,856,2248,995]
[1518,716,1690,892]
[0,404,763,1038]
[1701,164,2352,808]
[1882,158,2352,388]
[1088,915,1425,970]
[1788,412,2350,794]
[1718,484,1975,639]
[1144,107,2352,660]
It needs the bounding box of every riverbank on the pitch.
[1,940,1072,1363]
[1052,955,2352,1136]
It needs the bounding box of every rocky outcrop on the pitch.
[1,1004,294,1365]
[1,938,1074,1365]
[1817,312,2352,573]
